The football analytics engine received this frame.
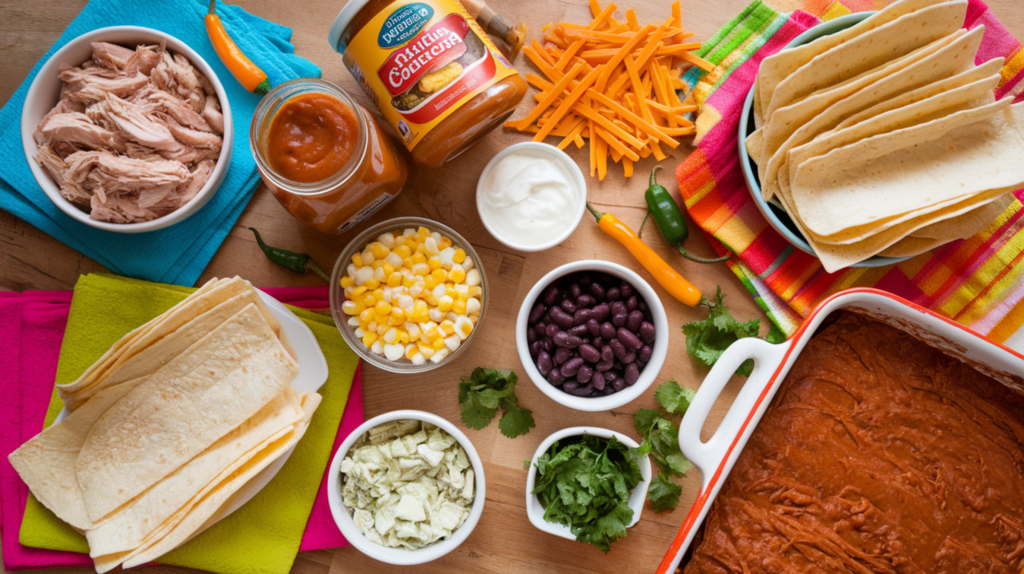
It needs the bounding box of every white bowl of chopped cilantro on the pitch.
[525,427,651,552]
[327,410,486,565]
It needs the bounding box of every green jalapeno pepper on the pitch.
[640,166,730,264]
[249,228,330,281]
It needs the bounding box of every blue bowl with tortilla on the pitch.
[737,12,911,269]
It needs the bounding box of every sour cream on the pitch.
[477,145,584,250]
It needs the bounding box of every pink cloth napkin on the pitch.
[0,287,362,571]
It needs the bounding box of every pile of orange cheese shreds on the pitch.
[504,0,712,180]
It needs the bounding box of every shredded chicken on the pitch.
[35,43,224,223]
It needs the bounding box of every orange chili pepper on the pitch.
[586,203,702,307]
[206,0,270,95]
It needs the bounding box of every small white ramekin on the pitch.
[327,410,486,565]
[525,426,651,541]
[21,26,233,233]
[516,260,669,412]
[475,141,586,252]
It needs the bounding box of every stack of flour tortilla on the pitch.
[747,0,1024,272]
[9,277,321,573]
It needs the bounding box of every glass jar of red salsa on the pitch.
[329,0,528,168]
[251,79,408,235]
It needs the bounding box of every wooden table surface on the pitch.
[2,1,1023,573]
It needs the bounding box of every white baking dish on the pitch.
[657,287,1024,574]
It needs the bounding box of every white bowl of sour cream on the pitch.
[476,142,586,252]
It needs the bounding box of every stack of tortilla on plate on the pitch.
[8,277,321,573]
[746,0,1024,272]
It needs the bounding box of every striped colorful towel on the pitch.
[675,0,1024,348]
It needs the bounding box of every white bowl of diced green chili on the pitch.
[524,426,651,551]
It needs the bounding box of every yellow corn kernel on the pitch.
[381,263,395,277]
[424,294,439,307]
[418,344,436,358]
[449,264,466,283]
[362,294,376,307]
[375,301,392,316]
[431,268,447,282]
[350,285,368,297]
[341,301,359,315]
[452,299,467,314]
[394,245,412,258]
[428,257,441,270]
[365,278,381,290]
[370,242,389,259]
[412,263,430,276]
[391,306,405,319]
[439,237,452,250]
[415,243,428,254]
[360,309,374,323]
[410,301,429,323]
[362,331,378,346]
[437,295,453,313]
[417,226,429,239]
[387,272,402,287]
[453,248,466,263]
[411,253,427,265]
[427,276,442,290]
[382,328,398,344]
[468,286,482,297]
[372,288,385,301]
[458,291,469,301]
[439,320,456,335]
[397,330,409,344]
[433,338,445,350]
[352,253,364,267]
[340,276,354,288]
[401,275,416,288]
[402,257,415,269]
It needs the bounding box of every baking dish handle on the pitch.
[678,336,786,483]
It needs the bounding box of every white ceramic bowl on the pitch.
[21,26,234,233]
[525,426,652,541]
[516,260,669,412]
[327,410,486,565]
[476,142,586,252]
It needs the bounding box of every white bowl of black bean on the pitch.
[516,260,668,412]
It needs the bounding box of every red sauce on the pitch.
[266,93,358,183]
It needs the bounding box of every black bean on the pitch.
[578,274,591,285]
[626,310,644,333]
[542,285,560,306]
[560,299,577,314]
[573,308,591,326]
[579,344,601,363]
[612,377,626,391]
[592,371,606,390]
[547,367,564,385]
[644,309,654,323]
[600,321,617,340]
[625,363,640,385]
[596,358,614,372]
[568,324,589,337]
[620,282,634,299]
[529,303,546,324]
[601,345,614,362]
[566,384,593,397]
[639,321,656,345]
[554,346,571,365]
[553,331,568,346]
[617,327,643,350]
[562,380,579,391]
[591,337,604,349]
[541,339,551,351]
[611,301,627,316]
[626,295,638,311]
[609,338,626,360]
[576,294,596,308]
[537,351,552,376]
[529,340,541,359]
[606,287,621,301]
[639,345,653,363]
[561,357,584,376]
[586,318,600,337]
[622,351,636,365]
[534,322,547,338]
[591,303,610,322]
[589,282,606,301]
[577,365,593,383]
[612,312,627,328]
[550,307,574,328]
[564,335,583,348]
[569,283,582,298]
[527,328,537,343]
[638,300,648,312]
[545,323,561,339]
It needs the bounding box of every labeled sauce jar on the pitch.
[251,79,408,235]
[329,0,528,167]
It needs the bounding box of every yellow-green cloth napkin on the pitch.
[19,274,358,574]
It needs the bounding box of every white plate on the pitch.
[55,289,329,540]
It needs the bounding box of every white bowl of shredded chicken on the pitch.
[21,26,233,232]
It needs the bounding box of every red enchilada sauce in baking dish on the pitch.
[266,93,359,183]
[329,0,527,167]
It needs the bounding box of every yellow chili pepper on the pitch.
[586,203,703,307]
[205,0,271,95]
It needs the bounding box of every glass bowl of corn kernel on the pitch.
[330,217,488,373]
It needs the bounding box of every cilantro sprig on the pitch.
[531,435,643,553]
[458,368,535,439]
[682,286,783,376]
[635,380,696,512]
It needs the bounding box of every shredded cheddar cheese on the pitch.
[506,1,710,179]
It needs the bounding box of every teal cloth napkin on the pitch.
[0,0,320,286]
